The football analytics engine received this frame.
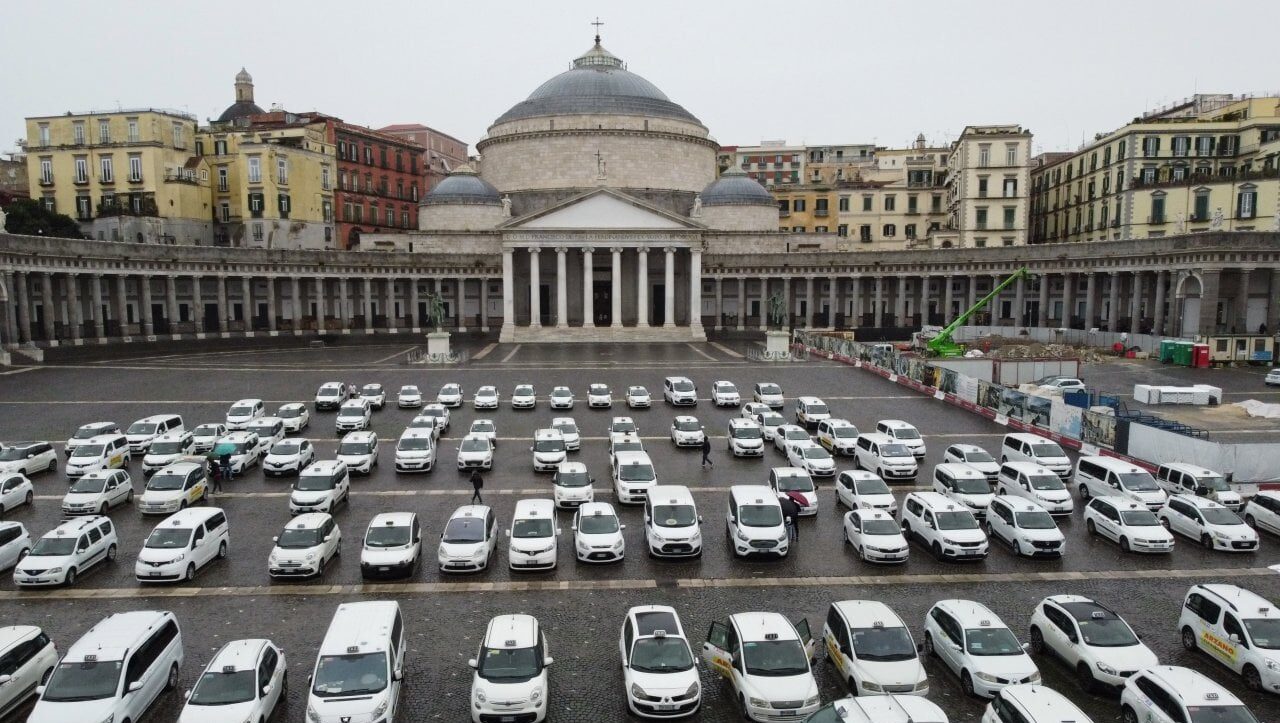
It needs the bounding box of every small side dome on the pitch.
[423,164,501,206]
[700,166,775,206]
[235,67,253,83]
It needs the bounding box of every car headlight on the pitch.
[304,552,316,561]
[1028,672,1042,683]
[472,549,488,560]
[862,681,883,692]
[46,567,63,574]
[735,530,749,542]
[613,540,624,550]
[529,688,542,703]
[749,697,768,708]
[777,534,788,543]
[1265,659,1279,671]
[803,695,820,707]
[685,681,700,697]
[975,671,999,683]
[913,679,929,691]
[942,538,959,546]
[306,704,321,722]
[372,699,388,718]
[1213,531,1229,541]
[170,553,185,563]
[473,687,487,703]
[1096,662,1117,675]
[98,715,115,723]
[631,682,652,700]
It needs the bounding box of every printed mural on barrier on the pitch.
[1049,400,1084,438]
[1081,409,1117,449]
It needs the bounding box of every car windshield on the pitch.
[228,441,252,454]
[515,386,534,396]
[74,427,107,439]
[1243,619,1280,650]
[590,385,608,394]
[188,668,255,705]
[652,504,696,527]
[295,474,335,492]
[229,405,255,416]
[1201,507,1243,526]
[69,477,106,493]
[1073,616,1139,647]
[317,388,340,398]
[613,442,644,455]
[674,419,701,432]
[861,518,901,536]
[552,388,570,396]
[338,406,365,417]
[807,404,830,416]
[891,427,920,440]
[1117,472,1159,491]
[1120,509,1161,526]
[965,627,1023,656]
[365,524,411,548]
[555,471,590,488]
[1196,475,1230,492]
[146,528,192,549]
[535,439,565,453]
[408,418,434,429]
[422,409,445,418]
[579,514,619,534]
[834,427,859,438]
[0,448,29,461]
[311,652,387,697]
[31,536,77,556]
[442,385,461,396]
[740,504,782,527]
[742,640,808,676]
[954,477,992,494]
[612,421,636,433]
[760,414,786,427]
[759,384,781,395]
[630,637,694,673]
[732,426,763,440]
[854,478,891,495]
[276,527,323,549]
[279,407,303,418]
[1015,511,1057,529]
[443,517,485,543]
[461,439,490,453]
[41,660,123,702]
[881,443,914,457]
[472,422,495,434]
[936,511,979,530]
[271,442,302,456]
[128,422,157,435]
[361,386,381,395]
[850,626,915,661]
[775,474,814,492]
[1028,474,1065,491]
[786,430,809,440]
[512,518,553,538]
[629,388,647,396]
[619,464,654,482]
[477,646,540,682]
[147,472,186,491]
[554,422,578,436]
[1030,442,1065,457]
[717,384,737,394]
[802,447,830,460]
[338,442,372,456]
[673,380,694,392]
[400,386,419,395]
[1187,707,1258,723]
[477,388,496,397]
[71,444,105,458]
[194,424,222,436]
[960,450,993,463]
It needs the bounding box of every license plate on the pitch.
[378,566,389,572]
[149,571,164,577]
[500,717,516,723]
[655,704,676,711]
[780,712,798,717]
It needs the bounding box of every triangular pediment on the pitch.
[503,188,700,230]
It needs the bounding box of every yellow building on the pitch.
[25,109,211,243]
[939,125,1033,248]
[1031,94,1280,245]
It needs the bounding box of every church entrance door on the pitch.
[593,281,611,326]
[653,285,666,325]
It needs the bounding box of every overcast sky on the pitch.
[6,0,1280,159]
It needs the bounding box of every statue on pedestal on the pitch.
[425,292,447,331]
[0,205,7,233]
[501,195,512,218]
[691,194,703,218]
[767,292,787,329]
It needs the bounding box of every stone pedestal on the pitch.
[765,329,791,355]
[427,331,451,357]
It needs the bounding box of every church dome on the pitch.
[493,40,700,125]
[423,164,501,205]
[700,166,775,206]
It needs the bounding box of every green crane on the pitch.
[925,267,1029,357]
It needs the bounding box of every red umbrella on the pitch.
[786,491,809,508]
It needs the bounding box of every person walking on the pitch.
[700,434,713,468]
[210,460,223,495]
[218,451,233,483]
[469,469,484,504]
[779,494,800,542]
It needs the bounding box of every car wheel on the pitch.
[179,500,188,510]
[1181,626,1198,651]
[1200,534,1213,549]
[47,459,57,473]
[1076,662,1097,692]
[1122,707,1139,723]
[1029,626,1044,654]
[1011,539,1022,556]
[126,489,133,503]
[1120,537,1132,552]
[931,541,943,560]
[166,662,179,691]
[984,521,994,536]
[218,541,228,559]
[738,694,751,721]
[41,666,53,684]
[960,670,976,698]
[100,503,109,514]
[1085,519,1096,535]
[65,568,77,585]
[923,632,936,657]
[107,544,118,561]
[1245,514,1256,528]
[1243,664,1263,691]
[185,564,195,581]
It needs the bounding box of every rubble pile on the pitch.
[974,335,1106,362]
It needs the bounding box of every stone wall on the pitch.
[417,203,507,232]
[700,205,779,232]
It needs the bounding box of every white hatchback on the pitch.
[179,639,285,723]
[1158,494,1258,552]
[786,440,835,478]
[627,386,652,408]
[457,435,495,471]
[1029,595,1158,691]
[985,497,1065,558]
[573,501,625,563]
[268,512,340,579]
[511,383,537,409]
[61,469,132,515]
[835,470,897,515]
[473,385,499,409]
[549,386,574,409]
[0,472,34,514]
[396,385,423,408]
[276,403,310,433]
[263,438,315,477]
[360,511,421,579]
[588,383,612,408]
[923,600,1040,698]
[670,416,705,447]
[552,462,594,509]
[842,509,909,563]
[469,419,497,446]
[551,417,581,451]
[468,614,551,723]
[438,382,465,407]
[619,606,701,718]
[712,380,741,406]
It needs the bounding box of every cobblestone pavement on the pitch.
[0,342,1277,722]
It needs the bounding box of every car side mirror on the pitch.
[467,658,478,668]
[916,643,924,653]
[323,535,332,542]
[620,524,627,530]
[261,683,272,696]
[505,530,512,537]
[590,478,596,484]
[272,536,279,543]
[544,656,555,666]
[1229,633,1240,644]
[698,516,704,524]
[35,685,44,695]
[529,447,534,452]
[392,669,403,681]
[128,680,144,693]
[184,688,192,699]
[570,524,577,531]
[0,674,11,685]
[1022,642,1031,650]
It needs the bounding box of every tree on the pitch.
[1,198,84,238]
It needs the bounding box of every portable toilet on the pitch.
[1192,344,1210,368]
[1173,341,1193,366]
[1159,339,1176,363]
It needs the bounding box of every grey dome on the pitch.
[701,167,775,206]
[493,41,700,126]
[423,165,501,206]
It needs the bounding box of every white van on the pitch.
[899,491,988,561]
[996,462,1074,516]
[854,432,918,480]
[663,376,698,406]
[225,398,265,430]
[126,414,185,454]
[135,507,229,582]
[726,485,789,558]
[794,396,831,429]
[1000,433,1071,479]
[612,450,656,504]
[307,601,405,723]
[290,460,350,515]
[702,611,818,721]
[336,430,379,475]
[0,625,58,718]
[394,428,436,473]
[244,417,286,454]
[726,418,766,457]
[1155,462,1242,511]
[64,433,130,479]
[876,420,925,459]
[1075,456,1167,510]
[531,428,567,472]
[932,462,995,518]
[28,611,183,723]
[644,485,702,558]
[508,498,560,570]
[1178,584,1280,693]
[141,431,194,476]
[13,516,118,587]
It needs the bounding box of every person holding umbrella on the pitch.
[778,492,801,542]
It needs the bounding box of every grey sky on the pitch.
[6,0,1280,159]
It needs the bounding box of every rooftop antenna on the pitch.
[591,16,604,44]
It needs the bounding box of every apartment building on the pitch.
[938,125,1033,248]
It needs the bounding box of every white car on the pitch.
[822,600,927,695]
[770,467,818,515]
[980,685,1089,723]
[0,442,57,476]
[573,501,625,563]
[786,440,835,477]
[190,423,228,453]
[702,611,819,721]
[854,433,918,481]
[876,419,926,459]
[774,424,811,454]
[314,381,349,411]
[457,435,495,471]
[473,385,500,410]
[334,399,371,432]
[225,398,264,430]
[263,437,316,476]
[1029,595,1158,691]
[61,469,132,515]
[818,697,947,723]
[1243,490,1280,536]
[137,461,209,515]
[396,384,423,408]
[835,470,897,515]
[1035,375,1086,393]
[508,499,560,571]
[997,462,1075,516]
[438,505,498,572]
[179,639,286,723]
[755,411,787,442]
[360,511,421,579]
[418,403,452,433]
[336,430,379,474]
[218,431,263,474]
[13,516,117,587]
[268,512,340,579]
[0,625,57,718]
[0,472,34,514]
[727,418,765,457]
[1082,496,1175,553]
[608,416,638,436]
[712,380,741,407]
[64,433,130,478]
[933,462,996,518]
[627,386,652,408]
[816,419,860,456]
[644,485,702,558]
[276,403,310,433]
[0,522,30,572]
[360,383,387,409]
[512,383,537,409]
[588,383,613,408]
[753,382,785,408]
[1266,368,1280,386]
[549,386,574,409]
[985,497,1065,558]
[726,486,789,558]
[842,509,910,563]
[670,416,705,447]
[613,451,657,504]
[741,402,772,420]
[1121,667,1260,723]
[125,414,183,454]
[923,599,1040,698]
[469,419,497,446]
[1179,583,1280,694]
[395,429,436,473]
[943,443,1001,481]
[134,507,228,583]
[1158,494,1258,551]
[64,422,119,457]
[552,462,594,509]
[290,460,350,515]
[438,382,464,407]
[551,417,581,451]
[468,614,551,723]
[899,491,989,561]
[531,429,567,472]
[620,606,701,718]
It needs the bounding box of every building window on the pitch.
[128,155,142,182]
[931,195,942,212]
[321,165,331,191]
[401,210,410,227]
[39,158,53,184]
[978,145,991,167]
[38,123,50,146]
[778,199,789,214]
[1150,195,1166,224]
[365,173,372,192]
[884,195,895,211]
[219,202,230,223]
[859,224,871,241]
[1237,188,1257,219]
[76,195,92,220]
[838,196,849,212]
[862,196,872,211]
[1172,136,1189,156]
[975,237,987,248]
[793,199,806,212]
[74,156,89,183]
[1101,205,1109,226]
[172,122,184,148]
[277,157,289,184]
[1141,167,1156,185]
[99,156,113,183]
[343,202,353,221]
[324,227,333,244]
[837,224,848,237]
[248,192,264,218]
[1142,137,1160,157]
[1196,136,1213,156]
[1002,237,1014,246]
[252,223,264,244]
[814,226,828,233]
[1193,193,1210,222]
[977,178,988,197]
[214,167,227,191]
[410,183,418,202]
[883,224,896,237]
[73,121,85,145]
[386,208,395,226]
[248,156,261,183]
[815,198,828,213]
[322,200,333,223]
[41,196,55,213]
[1005,144,1017,166]
[791,226,805,233]
[976,207,988,229]
[396,179,404,199]
[1171,166,1186,182]
[278,193,291,218]
[1003,207,1016,230]
[126,119,139,142]
[905,223,917,238]
[907,195,917,213]
[353,205,363,223]
[98,119,111,144]
[1003,178,1017,197]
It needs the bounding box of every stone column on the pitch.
[480,276,490,332]
[362,277,374,333]
[943,275,954,324]
[237,276,251,336]
[189,275,203,337]
[873,276,884,327]
[1084,273,1097,329]
[1063,273,1076,328]
[216,275,229,338]
[410,275,421,332]
[581,248,594,328]
[1036,275,1049,326]
[1198,269,1222,335]
[851,277,863,325]
[714,277,724,330]
[1266,269,1280,337]
[336,279,347,334]
[736,277,746,331]
[1152,271,1167,336]
[663,247,676,328]
[290,277,303,335]
[39,273,57,342]
[967,275,978,325]
[636,248,649,327]
[67,274,83,344]
[13,273,31,343]
[316,278,327,334]
[455,277,465,332]
[1130,271,1145,335]
[610,247,622,329]
[529,248,542,328]
[555,247,569,329]
[1234,269,1250,334]
[1013,275,1025,326]
[758,279,769,331]
[88,274,105,342]
[139,275,154,337]
[918,275,929,327]
[782,277,792,328]
[893,276,907,327]
[827,277,838,329]
[164,275,178,340]
[387,278,399,332]
[112,276,128,339]
[1107,271,1121,332]
[689,247,703,333]
[266,278,279,335]
[803,277,815,328]
[502,249,515,335]
[989,274,1001,325]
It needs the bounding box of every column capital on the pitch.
[637,247,649,255]
[609,246,623,254]
[663,246,676,254]
[554,246,567,254]
[528,247,541,255]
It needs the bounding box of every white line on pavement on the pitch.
[371,346,419,364]
[0,367,37,376]
[472,343,498,360]
[501,345,522,363]
[687,343,716,361]
[708,342,744,359]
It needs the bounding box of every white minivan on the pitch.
[0,625,58,719]
[644,485,702,558]
[307,601,405,723]
[726,485,789,558]
[1000,433,1071,479]
[135,507,229,583]
[28,611,183,723]
[996,462,1074,516]
[854,432,918,480]
[507,498,560,571]
[125,414,184,454]
[1075,456,1167,510]
[1155,462,1243,511]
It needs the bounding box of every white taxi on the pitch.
[573,501,625,563]
[1083,497,1175,553]
[263,437,315,476]
[276,403,310,433]
[923,600,1040,698]
[943,443,1001,482]
[627,386,652,409]
[1029,595,1158,691]
[359,512,421,579]
[511,383,537,409]
[0,472,34,515]
[774,424,812,455]
[619,606,701,718]
[1121,666,1261,723]
[552,462,594,509]
[702,611,819,721]
[842,509,909,564]
[1158,494,1259,552]
[61,469,132,515]
[457,435,494,471]
[835,470,897,515]
[753,382,785,408]
[669,416,705,447]
[336,430,379,474]
[469,419,497,447]
[138,462,208,515]
[588,383,612,408]
[468,614,551,723]
[178,639,285,723]
[396,385,423,408]
[359,383,386,409]
[816,419,860,456]
[418,403,452,433]
[268,512,340,579]
[985,497,1064,558]
[712,380,741,407]
[473,385,499,410]
[531,429,567,472]
[13,516,117,587]
[549,386,574,410]
[190,423,228,454]
[438,382,464,408]
[551,417,581,451]
[786,440,835,478]
[1178,583,1280,693]
[438,505,498,572]
[769,467,818,515]
[823,600,927,695]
